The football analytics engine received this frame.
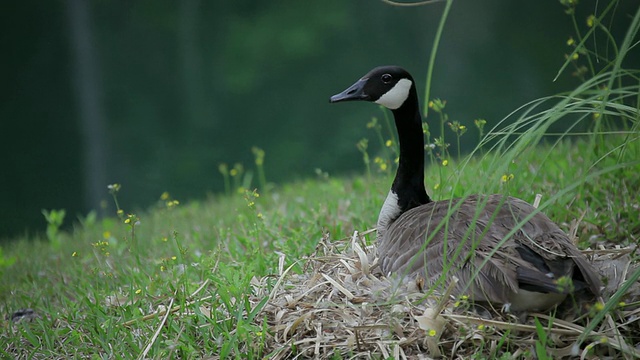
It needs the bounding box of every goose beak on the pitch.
[330,78,370,103]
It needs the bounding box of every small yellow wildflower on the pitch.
[160,265,166,271]
[572,52,579,60]
[124,218,131,224]
[593,112,601,119]
[117,209,124,216]
[373,156,387,171]
[107,183,121,193]
[171,256,177,260]
[442,159,448,166]
[385,139,393,147]
[160,192,170,200]
[594,301,604,311]
[72,251,77,257]
[600,336,608,344]
[428,329,437,337]
[422,122,429,134]
[477,324,485,331]
[162,237,168,242]
[455,295,469,307]
[587,14,595,27]
[103,231,111,239]
[566,37,575,46]
[501,174,515,182]
[257,212,264,219]
[230,169,238,177]
[253,147,265,166]
[618,301,626,308]
[459,125,466,131]
[429,98,446,112]
[433,183,440,190]
[135,289,142,294]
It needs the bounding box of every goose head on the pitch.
[330,65,429,232]
[330,66,415,110]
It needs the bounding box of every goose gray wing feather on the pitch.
[377,194,602,308]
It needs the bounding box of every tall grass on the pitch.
[380,0,639,357]
[0,1,638,359]
[448,3,638,356]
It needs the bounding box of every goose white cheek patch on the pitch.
[375,79,412,110]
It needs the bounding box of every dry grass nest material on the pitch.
[253,230,640,359]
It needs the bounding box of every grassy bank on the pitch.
[1,132,639,358]
[2,2,639,357]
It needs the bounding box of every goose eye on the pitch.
[381,74,392,84]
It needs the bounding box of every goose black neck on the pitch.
[390,89,431,212]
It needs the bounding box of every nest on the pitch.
[252,230,640,359]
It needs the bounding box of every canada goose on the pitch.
[330,66,602,311]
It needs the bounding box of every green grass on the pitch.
[1,133,638,358]
[0,174,383,358]
[2,2,639,358]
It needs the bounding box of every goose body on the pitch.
[330,66,602,311]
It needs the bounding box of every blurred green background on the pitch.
[1,0,636,238]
